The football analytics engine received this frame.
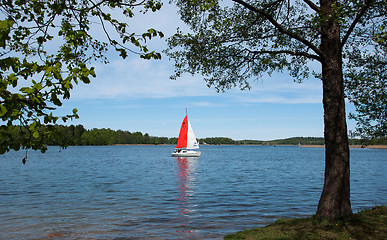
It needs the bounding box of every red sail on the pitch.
[176,116,188,148]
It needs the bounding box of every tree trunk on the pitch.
[315,0,353,221]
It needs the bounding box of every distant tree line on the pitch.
[200,137,387,146]
[235,137,387,146]
[2,125,176,148]
[200,137,236,145]
[2,125,386,149]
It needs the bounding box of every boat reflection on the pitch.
[175,157,198,239]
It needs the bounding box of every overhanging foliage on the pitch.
[0,0,163,154]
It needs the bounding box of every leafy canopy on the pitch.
[167,0,386,137]
[345,25,386,138]
[0,0,164,155]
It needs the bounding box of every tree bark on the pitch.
[316,0,353,221]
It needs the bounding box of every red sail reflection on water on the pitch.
[175,157,198,239]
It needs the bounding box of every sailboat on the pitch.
[171,112,201,157]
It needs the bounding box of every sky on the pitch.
[55,2,357,141]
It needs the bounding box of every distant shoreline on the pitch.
[112,144,387,149]
[300,145,387,149]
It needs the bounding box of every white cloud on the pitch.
[70,57,215,99]
[69,2,324,104]
[70,57,323,104]
[231,75,323,104]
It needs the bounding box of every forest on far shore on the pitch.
[3,124,387,146]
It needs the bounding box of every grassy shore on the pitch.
[224,206,386,240]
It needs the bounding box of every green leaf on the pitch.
[20,87,33,94]
[118,48,128,59]
[33,82,43,90]
[82,77,91,84]
[33,131,39,138]
[90,67,96,77]
[8,73,18,87]
[0,19,14,48]
[0,105,7,117]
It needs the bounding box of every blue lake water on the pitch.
[0,145,386,239]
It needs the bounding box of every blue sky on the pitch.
[56,3,357,141]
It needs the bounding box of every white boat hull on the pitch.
[171,150,201,157]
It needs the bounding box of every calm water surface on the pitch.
[0,145,386,239]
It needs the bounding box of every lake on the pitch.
[0,145,386,239]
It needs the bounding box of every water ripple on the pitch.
[0,145,385,239]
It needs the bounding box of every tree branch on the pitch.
[249,49,321,61]
[341,0,373,48]
[302,0,320,12]
[232,0,323,58]
[85,0,148,11]
[86,0,109,11]
[95,9,138,55]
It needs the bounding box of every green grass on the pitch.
[224,206,386,240]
